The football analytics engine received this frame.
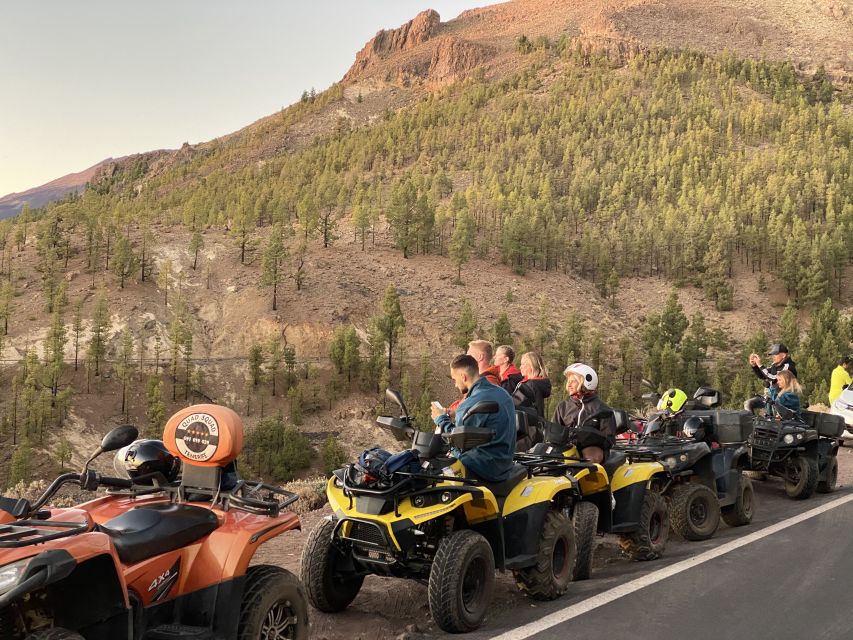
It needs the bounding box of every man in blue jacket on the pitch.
[431,354,515,482]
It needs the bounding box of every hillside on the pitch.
[0,0,850,486]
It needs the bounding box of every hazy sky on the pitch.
[0,1,489,197]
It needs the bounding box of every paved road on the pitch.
[462,481,853,640]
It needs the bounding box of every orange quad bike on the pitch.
[0,404,308,640]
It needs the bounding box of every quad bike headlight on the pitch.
[0,559,30,595]
[783,434,795,445]
[663,456,677,469]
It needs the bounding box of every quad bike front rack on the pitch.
[0,520,90,548]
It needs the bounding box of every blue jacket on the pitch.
[434,376,515,482]
[775,391,801,418]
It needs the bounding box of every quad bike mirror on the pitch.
[83,424,139,475]
[385,388,409,417]
[101,424,139,452]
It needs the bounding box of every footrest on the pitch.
[144,625,215,640]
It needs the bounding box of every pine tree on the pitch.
[453,300,478,351]
[189,230,204,270]
[55,437,73,471]
[116,330,135,419]
[376,285,405,370]
[112,234,138,289]
[492,313,513,347]
[146,375,166,438]
[449,212,474,284]
[157,258,173,307]
[267,337,283,396]
[260,223,288,311]
[778,302,800,354]
[86,293,110,377]
[248,343,265,387]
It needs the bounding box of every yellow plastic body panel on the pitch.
[325,462,501,548]
[501,474,575,517]
[609,461,666,492]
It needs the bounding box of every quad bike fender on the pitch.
[501,476,575,517]
[575,464,610,496]
[609,462,665,493]
[214,509,302,581]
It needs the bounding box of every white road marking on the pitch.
[491,493,853,640]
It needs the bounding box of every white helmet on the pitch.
[564,362,598,391]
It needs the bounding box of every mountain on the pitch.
[0,158,119,219]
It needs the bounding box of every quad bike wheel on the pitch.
[429,529,495,633]
[669,483,721,541]
[571,501,599,581]
[238,565,308,640]
[817,456,838,494]
[25,630,85,640]
[300,518,364,612]
[514,509,577,599]
[619,490,669,561]
[785,455,819,499]
[722,475,755,527]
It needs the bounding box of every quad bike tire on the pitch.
[514,509,577,600]
[429,529,495,633]
[669,483,721,541]
[618,490,669,561]
[817,456,838,494]
[722,475,755,527]
[238,565,308,640]
[785,455,819,499]
[300,518,364,612]
[25,630,85,640]
[571,501,599,581]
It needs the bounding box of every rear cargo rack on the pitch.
[0,520,89,548]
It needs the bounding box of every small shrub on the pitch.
[321,435,348,475]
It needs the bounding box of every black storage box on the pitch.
[713,410,754,443]
[679,409,753,443]
[801,410,844,438]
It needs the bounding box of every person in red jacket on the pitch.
[495,345,523,394]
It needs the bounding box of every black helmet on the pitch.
[682,416,707,441]
[114,439,180,485]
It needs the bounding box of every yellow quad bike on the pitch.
[301,390,592,634]
[518,410,672,563]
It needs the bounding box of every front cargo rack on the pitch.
[0,520,89,548]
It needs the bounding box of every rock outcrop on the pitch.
[427,37,494,87]
[344,9,441,82]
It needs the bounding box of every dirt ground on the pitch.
[252,438,853,640]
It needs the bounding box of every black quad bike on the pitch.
[746,403,843,499]
[616,385,755,541]
[301,390,592,633]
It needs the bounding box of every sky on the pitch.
[0,1,489,197]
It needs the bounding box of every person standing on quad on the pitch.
[431,354,516,482]
[513,352,552,418]
[495,345,524,394]
[552,363,615,464]
[773,369,803,418]
[468,339,502,386]
[829,355,852,405]
[745,343,798,413]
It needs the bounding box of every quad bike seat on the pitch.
[603,450,627,479]
[479,463,528,499]
[100,503,219,564]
